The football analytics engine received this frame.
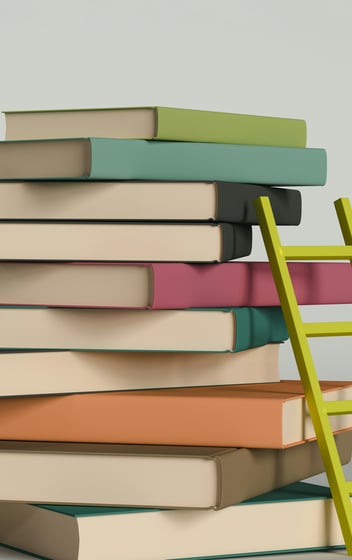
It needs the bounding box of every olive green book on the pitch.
[4,105,307,147]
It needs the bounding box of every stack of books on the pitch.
[0,106,350,559]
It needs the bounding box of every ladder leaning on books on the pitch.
[255,195,352,554]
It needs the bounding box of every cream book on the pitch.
[0,221,252,262]
[0,432,350,509]
[0,483,345,560]
[0,180,301,224]
[0,307,287,352]
[0,345,280,397]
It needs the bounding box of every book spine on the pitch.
[232,307,288,352]
[215,431,352,509]
[220,224,252,262]
[216,183,302,225]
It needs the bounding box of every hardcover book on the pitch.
[0,379,350,447]
[0,221,252,262]
[0,432,350,508]
[0,138,326,184]
[0,306,288,352]
[0,482,345,560]
[0,344,281,397]
[0,181,302,224]
[0,261,349,308]
[4,105,307,147]
[0,222,252,262]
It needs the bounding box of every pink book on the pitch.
[0,261,350,308]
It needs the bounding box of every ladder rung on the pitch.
[346,481,352,496]
[304,322,352,337]
[325,401,352,415]
[283,246,352,260]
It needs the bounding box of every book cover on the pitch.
[0,344,281,396]
[0,306,288,352]
[0,138,326,184]
[0,380,350,447]
[4,105,307,147]
[0,482,344,560]
[0,222,252,262]
[0,431,350,509]
[1,261,348,308]
[0,181,302,224]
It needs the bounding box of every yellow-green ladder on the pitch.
[255,196,352,554]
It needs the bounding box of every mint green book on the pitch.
[0,138,326,184]
[4,105,307,147]
[0,306,287,351]
[0,483,344,560]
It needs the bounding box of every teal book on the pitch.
[0,306,287,351]
[0,483,344,560]
[0,137,326,185]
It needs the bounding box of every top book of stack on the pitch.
[3,106,307,147]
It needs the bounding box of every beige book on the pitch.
[0,481,345,560]
[0,221,250,262]
[0,307,287,352]
[0,345,280,397]
[0,180,301,224]
[0,181,217,220]
[0,432,350,509]
[5,107,157,140]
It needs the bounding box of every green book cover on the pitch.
[155,107,307,147]
[34,482,333,517]
[5,105,307,147]
[89,139,326,185]
[0,138,326,185]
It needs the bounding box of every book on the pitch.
[4,106,307,147]
[0,180,302,224]
[0,306,288,352]
[0,482,345,560]
[0,432,350,508]
[0,379,350,447]
[0,138,326,184]
[0,261,349,308]
[0,344,281,397]
[0,221,252,262]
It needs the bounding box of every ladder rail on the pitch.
[335,197,352,251]
[255,195,352,554]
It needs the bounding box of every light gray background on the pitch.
[0,0,351,466]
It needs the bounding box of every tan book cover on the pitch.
[0,221,251,262]
[0,380,351,448]
[0,432,350,509]
[0,307,287,352]
[0,345,280,397]
[0,482,345,560]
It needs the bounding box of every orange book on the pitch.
[1,380,352,448]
